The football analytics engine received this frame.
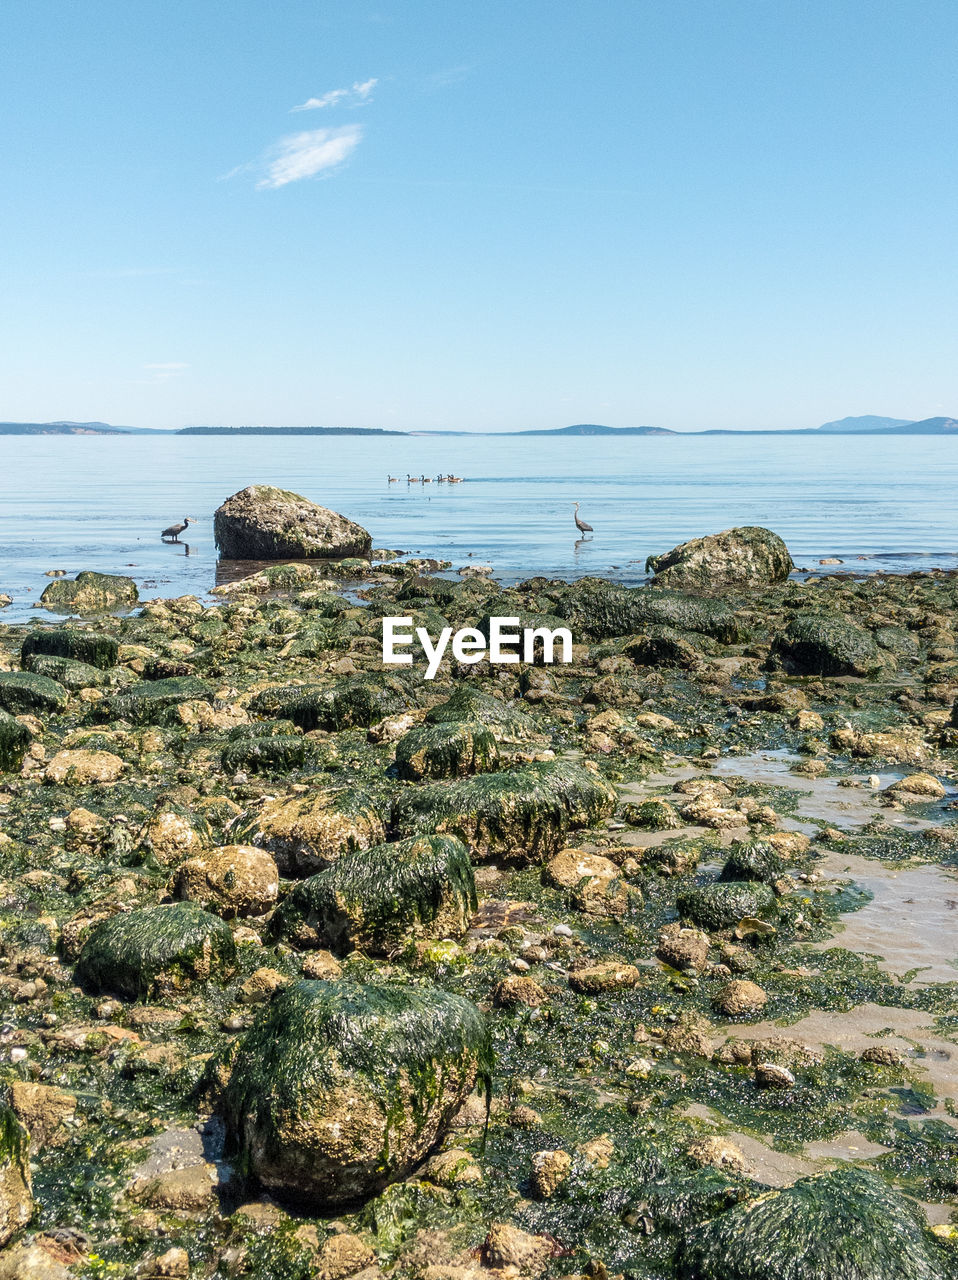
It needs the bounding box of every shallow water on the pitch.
[1,432,957,622]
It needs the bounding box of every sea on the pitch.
[0,432,956,623]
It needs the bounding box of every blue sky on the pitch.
[1,0,956,431]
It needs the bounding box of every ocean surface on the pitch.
[0,432,956,622]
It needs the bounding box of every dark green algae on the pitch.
[0,563,957,1276]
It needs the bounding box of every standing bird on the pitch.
[572,502,593,534]
[161,516,196,542]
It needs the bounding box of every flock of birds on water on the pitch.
[387,474,464,483]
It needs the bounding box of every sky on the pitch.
[1,0,956,432]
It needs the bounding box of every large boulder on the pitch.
[646,526,793,591]
[250,787,386,875]
[248,676,408,731]
[391,761,618,864]
[219,979,490,1206]
[395,721,500,781]
[770,615,884,677]
[39,571,138,614]
[75,902,236,999]
[556,583,744,643]
[0,1109,32,1247]
[0,671,68,715]
[676,881,777,931]
[102,676,215,724]
[678,1167,946,1280]
[271,835,477,954]
[173,845,280,918]
[214,486,372,560]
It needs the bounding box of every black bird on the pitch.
[161,516,196,542]
[572,502,593,534]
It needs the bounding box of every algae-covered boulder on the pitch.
[105,676,215,724]
[720,839,787,885]
[425,686,538,740]
[0,671,68,715]
[395,721,499,781]
[20,628,118,670]
[214,486,372,560]
[770,615,884,677]
[251,787,385,875]
[557,583,743,643]
[39,571,138,614]
[624,627,705,670]
[174,845,280,918]
[221,735,313,776]
[646,526,793,591]
[272,835,477,954]
[21,652,108,690]
[0,711,31,774]
[678,1167,946,1280]
[676,881,777,931]
[248,676,408,731]
[0,1108,32,1246]
[220,979,490,1206]
[75,902,236,999]
[392,761,617,864]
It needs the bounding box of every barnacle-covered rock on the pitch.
[271,834,476,954]
[395,720,500,781]
[214,485,372,560]
[646,526,793,591]
[173,845,280,918]
[219,979,490,1206]
[75,902,236,999]
[251,787,385,875]
[391,761,617,864]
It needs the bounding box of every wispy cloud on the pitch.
[256,125,363,189]
[291,78,377,112]
[139,362,190,385]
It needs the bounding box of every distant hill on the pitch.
[816,415,915,433]
[0,420,132,435]
[177,425,406,436]
[512,423,675,436]
[881,416,958,434]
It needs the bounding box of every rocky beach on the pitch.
[1,492,958,1279]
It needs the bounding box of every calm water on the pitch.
[0,433,956,622]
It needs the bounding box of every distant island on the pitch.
[2,415,957,437]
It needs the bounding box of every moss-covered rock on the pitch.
[769,615,884,677]
[0,670,68,714]
[395,721,499,781]
[425,686,537,740]
[20,651,108,689]
[391,761,617,864]
[39,570,138,614]
[173,845,279,918]
[75,902,236,998]
[676,881,778,931]
[251,787,386,875]
[678,1167,947,1280]
[272,834,477,954]
[20,628,118,669]
[105,675,215,724]
[0,711,31,774]
[557,583,744,642]
[646,526,793,590]
[221,735,313,775]
[624,627,705,670]
[720,839,787,885]
[0,1108,32,1247]
[214,485,372,559]
[248,676,408,731]
[220,979,490,1207]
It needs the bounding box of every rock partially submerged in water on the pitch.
[76,902,236,999]
[39,571,138,614]
[770,614,884,677]
[679,1167,947,1280]
[272,834,477,953]
[391,761,617,863]
[646,526,793,590]
[214,485,372,560]
[219,978,490,1207]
